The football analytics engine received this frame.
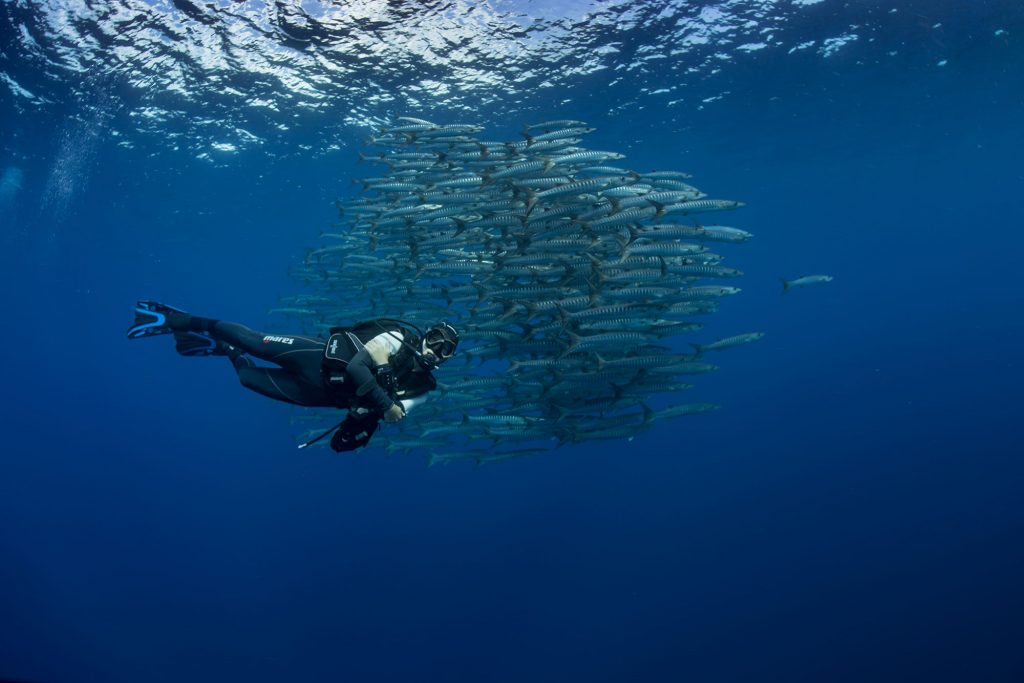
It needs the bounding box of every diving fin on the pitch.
[127,300,188,339]
[174,331,227,357]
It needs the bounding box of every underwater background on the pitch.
[2,0,1023,681]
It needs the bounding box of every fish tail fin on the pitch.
[623,225,638,246]
[558,333,582,359]
[524,190,538,216]
[451,216,470,234]
[689,342,704,359]
[780,277,790,294]
[641,402,655,424]
[498,302,521,320]
[553,304,573,329]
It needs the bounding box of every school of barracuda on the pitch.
[278,117,763,464]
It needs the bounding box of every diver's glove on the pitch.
[330,411,380,452]
[383,402,405,423]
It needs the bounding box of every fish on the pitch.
[781,274,833,292]
[689,332,765,357]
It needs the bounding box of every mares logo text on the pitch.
[262,335,295,345]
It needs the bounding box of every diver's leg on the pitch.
[222,344,336,407]
[178,317,325,370]
[233,365,333,407]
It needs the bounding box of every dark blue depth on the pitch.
[1,3,1023,682]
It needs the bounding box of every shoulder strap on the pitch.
[327,317,426,360]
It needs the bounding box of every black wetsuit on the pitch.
[212,321,338,407]
[191,318,437,411]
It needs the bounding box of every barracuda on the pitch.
[638,171,694,180]
[429,175,485,189]
[565,330,659,353]
[593,353,687,370]
[672,286,741,300]
[665,264,742,278]
[511,176,572,189]
[579,319,701,334]
[649,179,704,193]
[782,274,833,292]
[551,150,626,166]
[623,242,705,257]
[643,403,720,422]
[690,332,765,356]
[417,191,483,205]
[526,119,590,130]
[583,206,659,231]
[380,203,442,219]
[487,159,556,180]
[602,286,677,301]
[558,303,653,322]
[463,414,537,426]
[596,268,666,284]
[525,126,595,143]
[614,190,704,211]
[520,237,593,254]
[699,225,754,242]
[365,181,424,193]
[661,199,745,215]
[529,176,634,206]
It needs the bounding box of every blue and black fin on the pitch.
[127,300,188,339]
[174,331,228,357]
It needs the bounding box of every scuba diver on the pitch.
[126,301,459,452]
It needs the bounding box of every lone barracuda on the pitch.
[781,274,833,293]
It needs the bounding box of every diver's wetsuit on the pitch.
[129,301,450,451]
[193,318,436,413]
[207,321,339,407]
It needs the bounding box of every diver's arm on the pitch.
[345,347,397,414]
[345,330,406,415]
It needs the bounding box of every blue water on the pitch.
[2,1,1023,681]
